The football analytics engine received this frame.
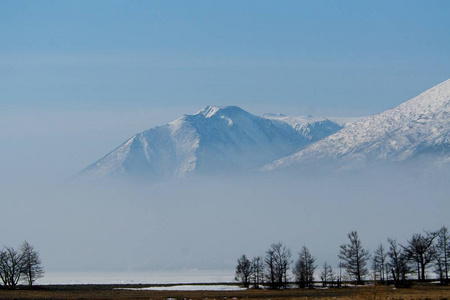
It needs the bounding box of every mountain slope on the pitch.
[263,113,361,142]
[82,106,344,181]
[263,79,450,171]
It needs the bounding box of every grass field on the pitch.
[0,284,449,300]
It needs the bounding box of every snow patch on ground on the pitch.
[35,270,234,285]
[120,285,246,291]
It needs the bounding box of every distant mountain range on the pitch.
[82,106,346,181]
[263,79,450,171]
[82,79,450,181]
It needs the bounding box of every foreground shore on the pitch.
[1,284,449,300]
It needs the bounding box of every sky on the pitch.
[1,0,449,112]
[1,0,449,180]
[0,1,449,273]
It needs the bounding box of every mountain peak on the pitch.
[196,105,248,118]
[81,104,347,181]
[263,78,450,171]
[263,113,287,117]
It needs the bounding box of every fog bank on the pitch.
[1,166,447,272]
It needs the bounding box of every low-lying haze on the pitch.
[2,163,448,272]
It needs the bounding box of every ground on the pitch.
[0,284,449,300]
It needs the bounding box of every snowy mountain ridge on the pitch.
[82,105,345,181]
[82,79,450,181]
[263,79,450,171]
[263,113,362,128]
[263,113,361,142]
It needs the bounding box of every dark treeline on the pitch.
[0,241,44,289]
[235,226,450,289]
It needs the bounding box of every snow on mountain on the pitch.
[263,113,361,142]
[82,106,344,181]
[263,113,360,128]
[263,79,450,171]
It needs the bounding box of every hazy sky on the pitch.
[1,0,449,180]
[1,1,449,272]
[2,0,449,112]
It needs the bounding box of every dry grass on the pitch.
[0,284,449,300]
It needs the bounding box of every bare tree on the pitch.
[372,243,387,283]
[387,238,411,287]
[265,247,276,289]
[320,262,335,287]
[0,247,23,289]
[235,254,252,287]
[0,250,7,287]
[338,231,370,285]
[337,261,344,287]
[20,241,44,287]
[403,230,439,281]
[434,226,449,284]
[435,254,446,284]
[250,256,264,288]
[264,242,292,289]
[293,246,316,288]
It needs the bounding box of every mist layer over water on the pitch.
[2,165,448,273]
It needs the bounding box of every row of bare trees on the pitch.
[374,226,450,286]
[235,242,292,289]
[0,241,44,289]
[235,226,449,289]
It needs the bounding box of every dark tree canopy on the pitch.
[0,241,44,289]
[435,226,450,284]
[293,246,316,288]
[20,241,44,286]
[320,262,335,287]
[403,231,439,281]
[387,238,412,287]
[373,243,388,283]
[250,256,264,288]
[0,247,23,289]
[338,231,370,285]
[235,254,252,287]
[264,242,292,289]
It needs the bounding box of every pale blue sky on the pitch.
[1,0,449,115]
[1,0,449,179]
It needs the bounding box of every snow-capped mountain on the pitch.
[263,79,450,172]
[82,106,344,181]
[263,113,361,142]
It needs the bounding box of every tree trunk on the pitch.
[421,262,426,281]
[391,269,398,287]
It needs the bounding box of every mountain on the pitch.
[263,79,450,172]
[263,113,361,142]
[82,106,344,181]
